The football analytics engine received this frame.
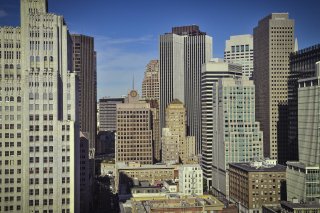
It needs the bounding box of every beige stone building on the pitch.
[115,90,153,165]
[253,13,295,159]
[142,60,159,100]
[161,99,196,164]
[229,161,286,213]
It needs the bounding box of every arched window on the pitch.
[17,64,21,69]
[0,97,2,102]
[17,96,22,103]
[9,64,14,69]
[5,96,9,102]
[44,56,47,61]
[4,64,9,69]
[29,93,34,100]
[50,56,53,62]
[30,56,34,62]
[36,56,40,62]
[10,96,14,102]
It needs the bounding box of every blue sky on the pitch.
[1,0,320,98]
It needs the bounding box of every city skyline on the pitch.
[1,0,320,98]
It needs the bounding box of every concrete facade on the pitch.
[224,35,254,78]
[0,0,80,212]
[115,90,153,165]
[179,164,203,196]
[253,13,295,160]
[200,59,243,188]
[212,76,264,197]
[98,97,124,132]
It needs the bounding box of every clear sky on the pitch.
[1,0,320,99]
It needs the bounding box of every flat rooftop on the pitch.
[229,162,286,172]
[281,201,320,209]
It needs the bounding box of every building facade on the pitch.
[71,34,97,156]
[286,62,320,202]
[160,25,212,154]
[212,76,264,197]
[161,99,196,164]
[115,90,153,165]
[224,35,254,78]
[201,59,242,188]
[253,13,295,160]
[98,97,124,132]
[179,164,203,196]
[285,44,320,164]
[0,0,80,212]
[142,60,160,100]
[229,161,286,213]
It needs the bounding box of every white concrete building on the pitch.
[224,35,254,78]
[0,0,80,212]
[201,59,242,189]
[179,164,203,196]
[212,76,264,198]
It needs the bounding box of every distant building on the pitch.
[142,60,160,100]
[224,35,254,78]
[98,98,124,132]
[71,34,97,155]
[253,13,295,160]
[160,25,213,154]
[115,90,153,165]
[179,164,203,196]
[212,76,264,197]
[161,99,196,164]
[229,160,286,213]
[201,59,243,189]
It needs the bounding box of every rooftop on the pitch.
[281,201,320,210]
[229,162,286,172]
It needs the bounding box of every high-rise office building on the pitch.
[0,0,80,212]
[98,97,124,132]
[142,60,160,100]
[161,99,196,164]
[115,90,153,164]
[201,60,242,188]
[253,13,295,160]
[284,45,320,164]
[212,76,264,197]
[71,34,97,156]
[160,25,212,154]
[224,35,254,78]
[287,62,320,202]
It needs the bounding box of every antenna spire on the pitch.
[132,73,135,90]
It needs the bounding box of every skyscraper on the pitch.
[201,59,242,188]
[142,60,160,100]
[160,25,212,154]
[141,60,161,162]
[115,90,153,164]
[287,62,320,202]
[224,35,254,78]
[284,45,320,164]
[71,34,97,156]
[211,76,264,197]
[161,99,196,164]
[0,0,79,212]
[253,13,295,159]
